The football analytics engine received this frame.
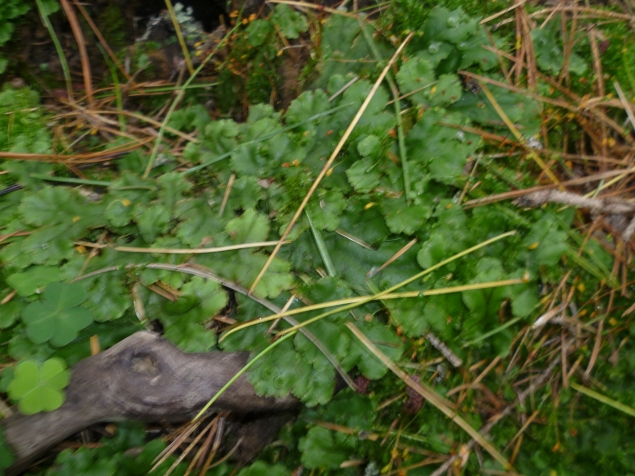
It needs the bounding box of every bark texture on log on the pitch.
[2,331,297,474]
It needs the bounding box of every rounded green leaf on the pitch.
[22,282,94,346]
[7,358,68,415]
[8,360,39,399]
[40,357,70,389]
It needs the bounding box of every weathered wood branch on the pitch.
[515,189,635,241]
[2,331,297,474]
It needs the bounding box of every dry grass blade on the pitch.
[224,279,523,337]
[159,418,217,476]
[151,420,202,471]
[345,322,512,470]
[198,414,226,475]
[367,238,417,278]
[184,417,218,476]
[480,0,527,25]
[165,0,194,74]
[248,32,414,295]
[268,0,359,18]
[223,277,525,339]
[272,232,517,338]
[461,69,633,143]
[218,174,236,217]
[463,167,635,208]
[79,110,199,143]
[614,81,635,131]
[225,232,518,341]
[0,139,150,164]
[478,82,560,185]
[72,0,131,81]
[266,295,295,336]
[59,0,93,106]
[74,241,289,254]
[504,409,539,452]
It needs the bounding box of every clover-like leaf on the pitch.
[6,266,62,297]
[22,282,94,347]
[0,300,23,329]
[168,104,210,132]
[7,358,69,414]
[19,186,74,227]
[423,7,479,45]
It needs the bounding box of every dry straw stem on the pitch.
[479,0,527,25]
[79,110,199,143]
[248,32,414,295]
[345,322,512,470]
[164,0,195,75]
[430,341,573,476]
[222,278,524,340]
[151,419,203,470]
[142,22,237,178]
[70,262,357,391]
[367,238,417,278]
[158,416,216,476]
[272,231,516,338]
[268,0,359,18]
[72,0,131,82]
[461,70,633,144]
[464,167,635,209]
[224,231,518,341]
[477,82,560,186]
[0,140,150,164]
[74,240,288,254]
[614,81,635,130]
[59,0,93,106]
[218,174,236,217]
[529,6,635,22]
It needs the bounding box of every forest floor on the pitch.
[1,0,635,475]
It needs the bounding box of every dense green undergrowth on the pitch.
[0,1,634,475]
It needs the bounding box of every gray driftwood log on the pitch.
[2,331,298,474]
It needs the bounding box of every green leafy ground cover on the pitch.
[1,0,635,474]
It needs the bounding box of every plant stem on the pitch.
[192,331,297,422]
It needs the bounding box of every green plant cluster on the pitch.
[0,2,633,475]
[0,0,32,74]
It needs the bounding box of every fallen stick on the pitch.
[2,331,297,474]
